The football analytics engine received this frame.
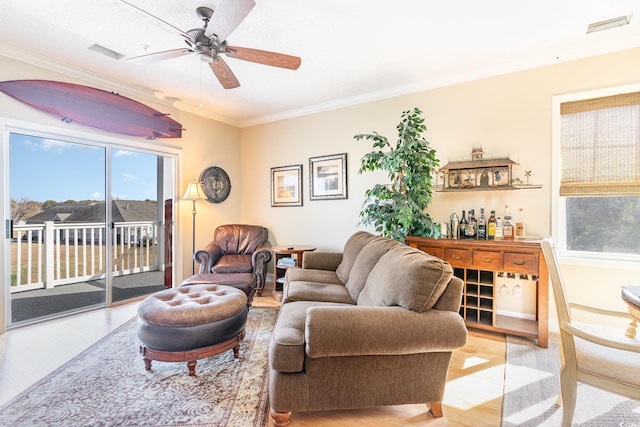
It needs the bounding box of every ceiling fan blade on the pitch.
[209,57,241,89]
[117,0,191,40]
[225,46,301,70]
[127,48,192,64]
[205,0,256,41]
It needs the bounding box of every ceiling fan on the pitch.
[123,0,301,89]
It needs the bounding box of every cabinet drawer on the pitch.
[445,249,472,266]
[417,245,444,259]
[504,252,538,274]
[472,250,503,269]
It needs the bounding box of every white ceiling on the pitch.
[0,1,639,128]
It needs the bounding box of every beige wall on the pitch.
[239,47,640,324]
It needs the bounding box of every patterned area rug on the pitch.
[502,333,640,426]
[0,307,277,427]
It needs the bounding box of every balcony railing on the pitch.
[11,221,161,293]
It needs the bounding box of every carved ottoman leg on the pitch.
[187,360,197,377]
[143,357,152,371]
[270,408,292,426]
[233,344,241,358]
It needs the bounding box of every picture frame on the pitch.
[309,153,347,200]
[271,164,303,207]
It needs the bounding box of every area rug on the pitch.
[0,307,277,427]
[502,333,640,426]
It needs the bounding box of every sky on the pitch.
[10,133,158,203]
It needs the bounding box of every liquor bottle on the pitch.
[466,209,477,239]
[515,208,527,239]
[487,210,497,240]
[494,217,504,240]
[477,206,487,240]
[503,205,514,239]
[459,210,468,239]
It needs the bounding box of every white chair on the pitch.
[540,237,640,427]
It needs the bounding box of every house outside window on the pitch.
[553,84,640,263]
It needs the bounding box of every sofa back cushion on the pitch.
[357,245,453,312]
[344,236,398,302]
[335,231,378,283]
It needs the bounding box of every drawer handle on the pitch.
[480,255,493,263]
[511,258,525,265]
[451,254,462,260]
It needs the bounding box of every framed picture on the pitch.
[271,164,303,207]
[309,153,347,200]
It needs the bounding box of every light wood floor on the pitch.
[0,281,506,426]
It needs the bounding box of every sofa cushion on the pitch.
[270,301,351,373]
[357,245,453,312]
[285,281,355,304]
[285,268,343,286]
[344,236,399,302]
[335,231,378,284]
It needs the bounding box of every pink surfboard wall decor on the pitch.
[0,80,183,139]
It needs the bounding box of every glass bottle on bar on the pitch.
[503,205,514,239]
[487,210,497,240]
[477,206,487,240]
[515,207,527,239]
[494,217,504,240]
[459,210,468,239]
[466,209,477,239]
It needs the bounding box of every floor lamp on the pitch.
[182,180,206,275]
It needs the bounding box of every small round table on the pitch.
[271,245,316,301]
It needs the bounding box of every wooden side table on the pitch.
[271,245,316,301]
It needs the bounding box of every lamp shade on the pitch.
[182,181,206,201]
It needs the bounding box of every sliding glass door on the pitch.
[4,129,176,327]
[110,148,174,303]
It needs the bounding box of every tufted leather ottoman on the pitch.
[137,284,248,376]
[180,272,257,307]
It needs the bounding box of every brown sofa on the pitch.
[193,224,272,295]
[268,231,468,426]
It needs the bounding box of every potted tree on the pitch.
[355,107,440,243]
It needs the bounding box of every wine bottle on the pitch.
[494,217,504,240]
[477,206,487,240]
[459,210,467,239]
[487,210,497,240]
[515,208,527,239]
[503,205,514,239]
[466,209,477,239]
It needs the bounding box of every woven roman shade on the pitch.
[560,92,640,196]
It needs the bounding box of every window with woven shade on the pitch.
[560,92,640,197]
[558,89,640,259]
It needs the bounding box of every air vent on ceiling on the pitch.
[89,44,125,60]
[587,14,633,34]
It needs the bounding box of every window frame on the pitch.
[551,82,640,266]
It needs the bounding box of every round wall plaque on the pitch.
[199,166,231,203]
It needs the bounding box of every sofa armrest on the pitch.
[193,242,223,273]
[301,251,343,271]
[305,306,467,358]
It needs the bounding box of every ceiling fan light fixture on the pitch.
[587,14,632,34]
[196,50,217,63]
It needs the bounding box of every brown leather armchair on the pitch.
[193,224,272,294]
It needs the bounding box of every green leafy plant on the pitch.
[355,107,440,242]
